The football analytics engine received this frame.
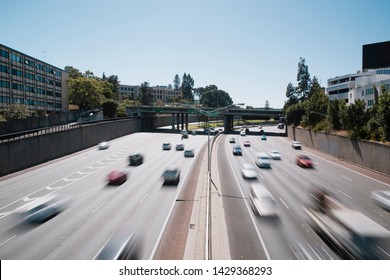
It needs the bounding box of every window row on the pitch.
[0,96,62,108]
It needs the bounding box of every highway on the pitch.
[0,132,208,259]
[216,125,390,259]
[0,126,389,260]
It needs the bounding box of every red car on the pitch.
[107,170,127,185]
[295,154,313,168]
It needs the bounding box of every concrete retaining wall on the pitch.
[0,118,142,177]
[288,126,390,176]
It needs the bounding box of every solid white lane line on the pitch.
[279,197,289,209]
[337,189,352,199]
[140,193,148,204]
[340,175,352,181]
[91,201,106,214]
[0,235,16,247]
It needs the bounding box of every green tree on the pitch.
[199,85,233,108]
[102,100,118,118]
[377,90,390,141]
[1,104,31,120]
[68,77,105,110]
[139,81,153,105]
[64,66,83,79]
[173,74,180,90]
[181,73,194,102]
[106,75,120,99]
[286,102,305,126]
[328,99,343,130]
[297,57,311,101]
[309,76,322,99]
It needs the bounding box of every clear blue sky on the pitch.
[1,0,390,108]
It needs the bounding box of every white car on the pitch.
[256,153,271,168]
[98,141,109,150]
[370,190,390,211]
[249,183,277,217]
[268,150,281,160]
[241,163,257,179]
[292,141,302,149]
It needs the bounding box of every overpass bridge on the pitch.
[126,106,284,132]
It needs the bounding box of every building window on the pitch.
[0,49,9,59]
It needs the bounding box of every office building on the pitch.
[0,43,68,115]
[326,41,390,107]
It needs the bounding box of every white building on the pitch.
[119,84,181,103]
[326,68,390,107]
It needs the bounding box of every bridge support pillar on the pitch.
[224,115,234,133]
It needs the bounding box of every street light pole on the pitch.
[189,102,244,259]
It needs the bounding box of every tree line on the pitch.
[284,58,390,142]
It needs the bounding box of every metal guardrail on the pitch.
[0,117,136,143]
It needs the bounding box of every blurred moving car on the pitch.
[268,150,281,160]
[305,197,390,260]
[370,190,390,211]
[94,230,142,260]
[241,163,258,179]
[240,130,246,136]
[244,140,251,147]
[98,141,109,150]
[15,194,70,223]
[184,149,195,157]
[292,141,302,149]
[162,143,171,150]
[295,154,313,168]
[256,153,271,168]
[175,143,184,151]
[129,153,143,166]
[261,135,267,140]
[107,170,127,185]
[277,123,285,129]
[249,183,277,217]
[162,168,180,185]
[233,145,242,155]
[229,138,236,143]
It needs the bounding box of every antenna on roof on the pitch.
[42,50,47,61]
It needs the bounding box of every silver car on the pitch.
[370,190,390,211]
[94,230,142,260]
[15,194,70,223]
[268,150,281,160]
[241,163,258,179]
[249,183,277,217]
[256,153,271,168]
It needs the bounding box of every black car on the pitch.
[129,153,143,166]
[162,168,180,185]
[233,145,242,155]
